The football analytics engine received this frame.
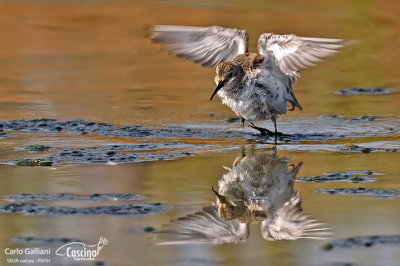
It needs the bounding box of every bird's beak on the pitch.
[211,186,227,204]
[210,80,224,101]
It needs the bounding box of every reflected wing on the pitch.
[157,206,248,245]
[258,33,346,75]
[261,193,330,240]
[149,25,248,67]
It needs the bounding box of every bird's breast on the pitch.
[217,71,290,121]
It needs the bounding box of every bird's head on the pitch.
[210,62,245,101]
[211,186,246,221]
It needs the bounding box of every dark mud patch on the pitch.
[322,235,400,250]
[315,187,400,197]
[278,142,399,153]
[1,119,398,153]
[7,147,194,165]
[127,226,157,233]
[297,170,381,183]
[226,117,241,123]
[0,202,171,216]
[12,237,84,244]
[14,159,53,166]
[93,262,107,266]
[97,143,196,151]
[340,144,372,153]
[23,144,51,152]
[339,144,398,153]
[346,115,376,122]
[335,88,396,95]
[208,113,227,117]
[6,193,145,202]
[248,132,345,144]
[0,119,245,139]
[0,132,13,138]
[50,146,195,164]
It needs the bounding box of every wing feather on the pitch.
[258,33,347,75]
[149,25,248,67]
[157,206,249,245]
[261,193,331,240]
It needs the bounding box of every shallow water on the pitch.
[0,1,399,266]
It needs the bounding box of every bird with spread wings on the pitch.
[149,25,347,136]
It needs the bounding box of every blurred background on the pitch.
[0,0,399,125]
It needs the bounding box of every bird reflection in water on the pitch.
[157,148,329,245]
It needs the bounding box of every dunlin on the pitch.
[157,149,329,245]
[149,25,347,136]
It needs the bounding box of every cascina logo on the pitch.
[55,236,109,261]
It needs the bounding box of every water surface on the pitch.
[0,1,399,265]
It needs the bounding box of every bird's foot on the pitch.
[249,123,274,136]
[249,123,283,137]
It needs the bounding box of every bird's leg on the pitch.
[240,145,246,157]
[249,122,274,136]
[240,116,246,129]
[272,117,283,136]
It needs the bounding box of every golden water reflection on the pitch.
[159,148,329,245]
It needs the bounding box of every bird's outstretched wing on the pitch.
[149,25,248,67]
[261,193,330,241]
[258,33,346,75]
[157,206,249,245]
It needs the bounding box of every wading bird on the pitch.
[149,25,346,136]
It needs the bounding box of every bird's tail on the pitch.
[287,89,302,111]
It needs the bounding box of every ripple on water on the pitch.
[322,235,400,250]
[0,202,172,216]
[335,88,396,95]
[6,193,145,202]
[315,187,400,198]
[297,170,382,183]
